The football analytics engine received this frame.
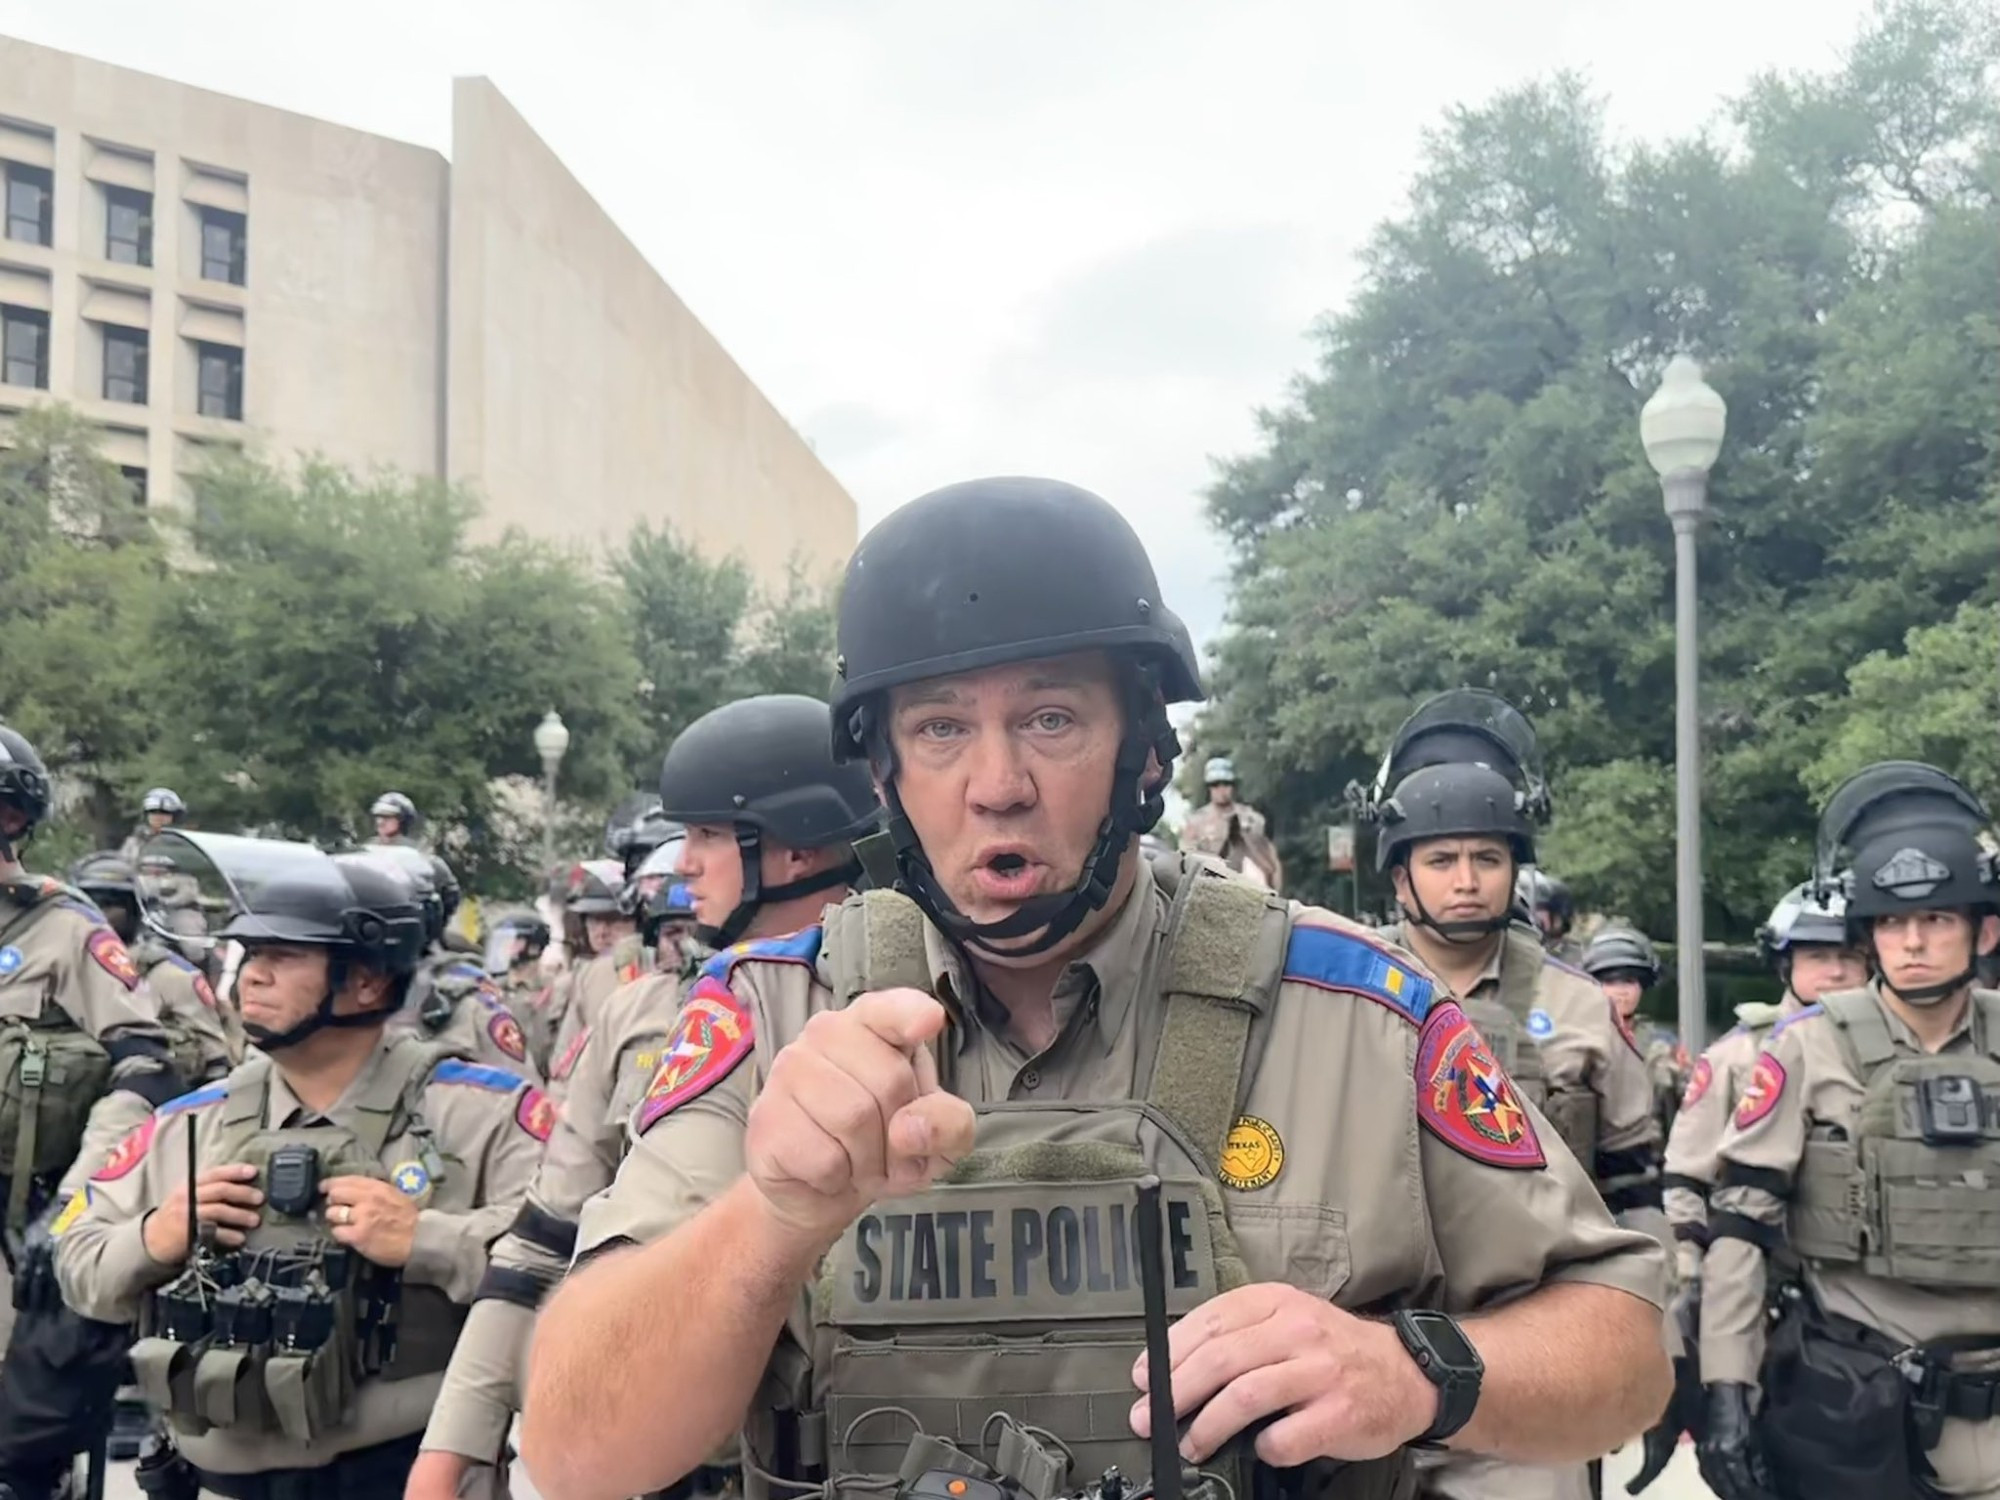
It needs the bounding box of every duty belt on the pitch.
[194,1431,423,1500]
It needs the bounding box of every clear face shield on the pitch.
[1812,761,1991,900]
[135,830,347,957]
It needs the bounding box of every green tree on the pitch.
[0,406,176,863]
[143,455,646,892]
[1198,0,1999,943]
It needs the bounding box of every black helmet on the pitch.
[370,791,418,834]
[483,905,551,976]
[360,842,445,945]
[659,694,877,947]
[0,724,52,857]
[427,854,461,923]
[1757,881,1851,963]
[70,850,139,899]
[605,799,684,877]
[829,478,1200,956]
[142,832,427,1050]
[641,877,698,948]
[141,787,186,818]
[1581,926,1663,987]
[1373,762,1539,873]
[563,858,629,918]
[1517,868,1574,928]
[1815,761,1999,1005]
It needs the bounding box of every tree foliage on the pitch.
[2,430,840,892]
[1197,0,2000,941]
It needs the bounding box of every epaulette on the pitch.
[1770,1004,1824,1038]
[160,1083,227,1118]
[432,1059,524,1093]
[696,925,823,987]
[1542,951,1597,983]
[1281,920,1435,1025]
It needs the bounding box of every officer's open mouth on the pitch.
[987,853,1028,875]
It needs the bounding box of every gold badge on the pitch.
[1219,1115,1284,1191]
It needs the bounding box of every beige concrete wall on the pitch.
[445,78,855,592]
[0,36,447,504]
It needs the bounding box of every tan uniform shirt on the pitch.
[52,1033,548,1475]
[543,949,639,1103]
[1701,984,2000,1494]
[580,879,1666,1459]
[423,968,691,1462]
[54,951,240,1204]
[1662,999,1797,1282]
[393,955,545,1087]
[0,876,170,1052]
[1177,802,1282,889]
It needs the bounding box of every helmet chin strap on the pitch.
[695,826,859,950]
[1399,878,1511,944]
[875,681,1179,960]
[240,956,386,1051]
[1878,960,1979,1008]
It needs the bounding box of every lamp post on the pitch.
[1641,355,1728,1056]
[532,710,570,874]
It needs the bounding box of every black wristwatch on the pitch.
[1391,1309,1484,1444]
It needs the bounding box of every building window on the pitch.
[103,325,150,405]
[195,340,243,420]
[5,162,53,246]
[120,466,148,507]
[198,207,247,286]
[1,305,49,388]
[105,186,153,266]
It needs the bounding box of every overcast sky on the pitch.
[5,0,1877,658]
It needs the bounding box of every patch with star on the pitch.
[515,1086,557,1142]
[0,946,23,978]
[1416,1001,1546,1170]
[91,1117,156,1181]
[1682,1056,1714,1111]
[637,978,753,1135]
[486,1008,528,1063]
[1526,1007,1555,1040]
[1735,1053,1787,1129]
[86,928,142,991]
[390,1161,433,1201]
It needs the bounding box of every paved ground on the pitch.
[95,1435,1717,1500]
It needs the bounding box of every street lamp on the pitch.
[532,710,570,872]
[1641,355,1727,1056]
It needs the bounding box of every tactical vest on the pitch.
[0,888,114,1228]
[130,1037,469,1445]
[132,938,222,1086]
[769,862,1414,1500]
[1788,988,2000,1290]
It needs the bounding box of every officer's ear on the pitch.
[343,963,396,1015]
[1388,861,1413,908]
[1976,912,2000,958]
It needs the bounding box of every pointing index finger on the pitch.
[849,987,950,1055]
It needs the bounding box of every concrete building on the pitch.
[0,35,855,590]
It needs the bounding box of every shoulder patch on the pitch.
[432,1059,524,1094]
[160,1083,228,1118]
[1415,1001,1546,1170]
[695,924,823,988]
[91,1117,157,1181]
[86,927,142,991]
[1681,1056,1714,1111]
[1735,1053,1788,1129]
[552,1026,590,1081]
[637,976,754,1134]
[1283,921,1435,1024]
[515,1086,557,1141]
[485,1007,528,1062]
[1770,1004,1824,1038]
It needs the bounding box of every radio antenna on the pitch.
[1134,1175,1184,1500]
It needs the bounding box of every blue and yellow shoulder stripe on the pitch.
[1281,920,1436,1025]
[159,1082,227,1118]
[432,1059,525,1093]
[1770,1003,1824,1038]
[696,925,823,989]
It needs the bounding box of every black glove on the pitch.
[1627,1287,1705,1494]
[1697,1382,1779,1500]
[9,1212,58,1313]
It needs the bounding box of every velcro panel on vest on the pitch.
[1861,1053,2000,1288]
[1150,874,1274,1172]
[828,890,935,1008]
[1789,1133,1864,1265]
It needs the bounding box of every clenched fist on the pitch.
[744,988,977,1249]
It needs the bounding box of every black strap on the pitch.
[1660,1171,1711,1201]
[195,1432,424,1500]
[1718,1161,1793,1198]
[111,1056,187,1108]
[1602,1179,1663,1214]
[1711,1211,1784,1250]
[474,1264,550,1310]
[511,1200,580,1258]
[1672,1221,1712,1248]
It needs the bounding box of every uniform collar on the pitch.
[1380,920,1508,995]
[1870,978,1983,1052]
[267,1031,399,1127]
[923,862,1166,1052]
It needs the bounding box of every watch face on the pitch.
[1412,1311,1479,1370]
